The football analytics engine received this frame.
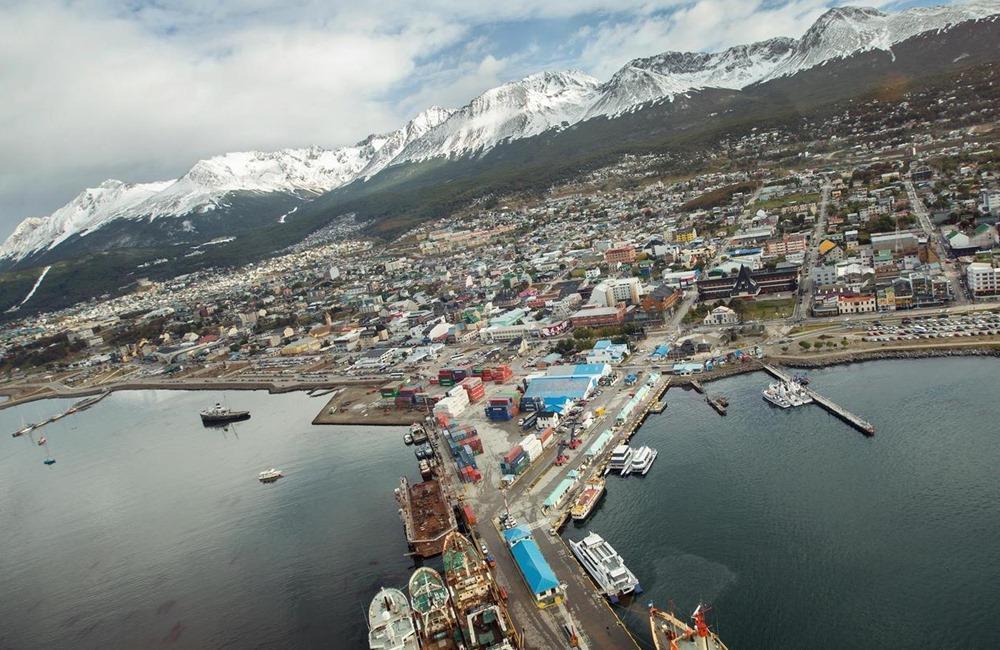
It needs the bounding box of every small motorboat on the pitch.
[43,458,56,466]
[403,432,414,445]
[258,468,283,483]
[38,435,47,446]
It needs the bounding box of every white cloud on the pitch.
[0,0,926,235]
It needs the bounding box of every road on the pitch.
[904,178,969,304]
[793,180,832,321]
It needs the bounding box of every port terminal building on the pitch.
[502,525,563,608]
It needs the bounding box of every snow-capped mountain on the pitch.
[763,2,1000,80]
[586,38,797,118]
[394,71,600,163]
[3,2,998,263]
[0,107,454,261]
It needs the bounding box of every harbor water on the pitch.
[1,358,999,648]
[0,390,417,649]
[565,357,1000,648]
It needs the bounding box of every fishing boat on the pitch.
[408,567,462,649]
[368,587,419,650]
[403,431,414,445]
[257,468,283,483]
[200,403,250,425]
[569,532,641,603]
[442,532,516,649]
[410,423,429,445]
[570,478,606,521]
[648,603,729,650]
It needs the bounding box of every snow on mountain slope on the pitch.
[394,71,600,163]
[587,38,796,118]
[4,2,998,263]
[764,2,1000,80]
[0,108,454,262]
[0,180,175,258]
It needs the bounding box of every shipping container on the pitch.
[503,445,524,464]
[462,504,478,527]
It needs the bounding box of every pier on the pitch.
[706,395,728,416]
[762,365,875,436]
[10,391,110,438]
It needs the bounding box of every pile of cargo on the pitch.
[394,384,424,409]
[437,367,469,388]
[460,377,486,403]
[445,426,482,483]
[433,384,471,419]
[484,395,520,421]
[475,365,513,384]
[499,431,551,479]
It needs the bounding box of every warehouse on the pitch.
[503,525,563,608]
[520,375,596,412]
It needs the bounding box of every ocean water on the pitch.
[565,357,1000,648]
[2,359,999,649]
[0,390,417,649]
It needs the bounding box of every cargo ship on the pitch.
[368,587,419,650]
[648,603,728,650]
[570,478,606,521]
[396,477,457,558]
[442,532,517,649]
[408,567,462,649]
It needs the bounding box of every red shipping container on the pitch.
[503,445,523,464]
[462,504,478,526]
[481,369,494,381]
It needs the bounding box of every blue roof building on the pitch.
[522,376,595,411]
[502,525,563,607]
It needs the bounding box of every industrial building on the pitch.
[502,525,563,608]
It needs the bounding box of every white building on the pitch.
[589,277,643,307]
[837,295,877,314]
[967,262,1000,297]
[703,305,739,325]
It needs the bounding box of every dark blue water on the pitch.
[0,390,417,649]
[3,359,1000,649]
[565,357,1000,649]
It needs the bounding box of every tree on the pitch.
[799,341,812,350]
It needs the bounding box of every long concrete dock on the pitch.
[762,365,875,436]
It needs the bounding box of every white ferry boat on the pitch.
[762,381,813,409]
[258,468,283,483]
[368,587,419,650]
[628,446,658,476]
[606,445,633,475]
[569,532,642,603]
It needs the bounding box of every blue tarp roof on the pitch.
[572,363,609,377]
[504,529,560,595]
[593,339,612,349]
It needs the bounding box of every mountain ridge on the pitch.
[2,1,998,263]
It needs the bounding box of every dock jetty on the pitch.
[762,365,875,436]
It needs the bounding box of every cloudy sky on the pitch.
[0,0,941,237]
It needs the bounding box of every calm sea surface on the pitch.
[565,357,1000,648]
[1,358,999,649]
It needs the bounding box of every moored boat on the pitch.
[200,403,250,425]
[442,532,516,649]
[629,446,658,476]
[410,423,429,445]
[368,587,419,650]
[606,445,633,475]
[570,478,606,521]
[257,468,283,483]
[408,567,461,649]
[569,531,641,603]
[396,477,457,558]
[648,603,729,650]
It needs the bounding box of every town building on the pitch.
[703,305,739,325]
[837,294,877,314]
[967,262,1000,297]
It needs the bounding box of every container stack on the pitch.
[538,426,556,448]
[520,434,544,463]
[433,387,470,419]
[484,396,519,421]
[438,369,456,388]
[395,384,422,409]
[492,365,513,384]
[461,377,486,403]
[500,445,529,476]
[380,384,400,399]
[519,395,544,413]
